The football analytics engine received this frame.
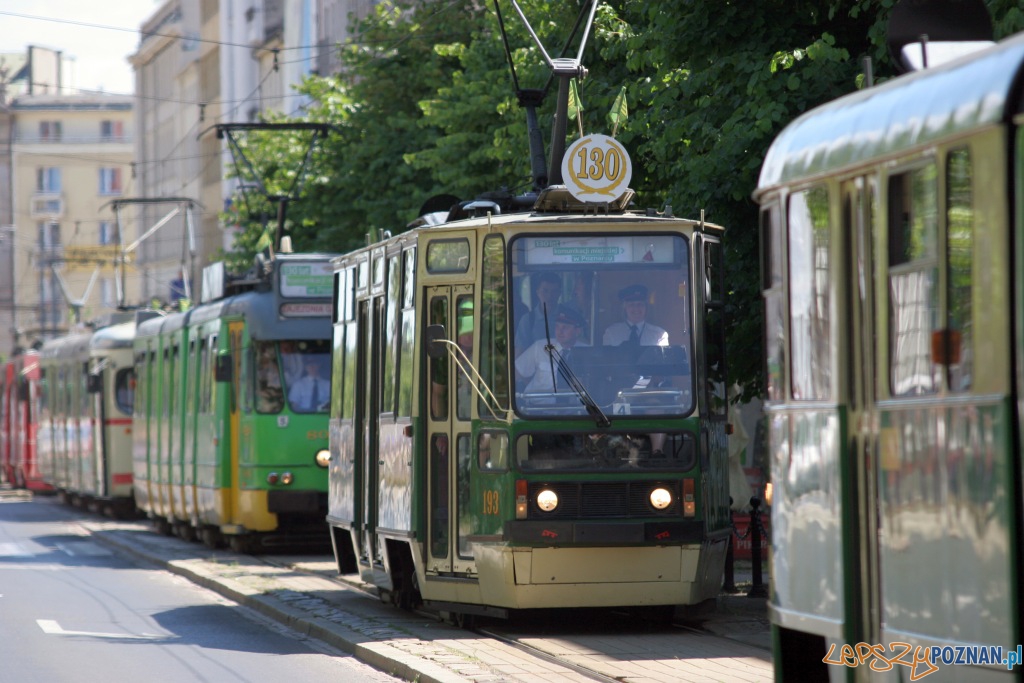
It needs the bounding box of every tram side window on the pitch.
[455,295,474,421]
[479,235,509,417]
[114,368,134,415]
[197,339,209,413]
[761,205,785,402]
[788,186,832,400]
[704,239,727,418]
[382,254,401,414]
[946,149,973,392]
[888,164,940,396]
[341,320,358,420]
[397,249,417,417]
[429,296,449,421]
[457,433,473,560]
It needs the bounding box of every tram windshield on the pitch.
[254,339,332,413]
[511,233,694,420]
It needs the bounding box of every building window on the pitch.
[38,221,60,250]
[98,221,116,245]
[36,167,61,193]
[99,168,123,195]
[100,278,116,307]
[100,120,124,140]
[39,121,62,141]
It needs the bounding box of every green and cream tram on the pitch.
[755,30,1024,682]
[326,189,730,620]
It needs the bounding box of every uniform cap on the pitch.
[554,304,585,328]
[619,284,648,302]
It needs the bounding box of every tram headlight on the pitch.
[536,489,559,513]
[267,472,279,485]
[280,471,294,485]
[315,449,331,468]
[649,487,673,510]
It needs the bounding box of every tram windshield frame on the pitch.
[509,232,695,420]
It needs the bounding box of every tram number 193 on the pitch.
[483,490,500,515]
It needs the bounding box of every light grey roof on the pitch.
[756,32,1024,195]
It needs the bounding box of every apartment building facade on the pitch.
[9,93,137,346]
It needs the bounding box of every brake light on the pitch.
[682,478,696,517]
[516,479,528,519]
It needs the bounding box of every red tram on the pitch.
[0,350,51,491]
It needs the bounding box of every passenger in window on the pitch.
[288,359,330,412]
[514,272,563,350]
[602,284,669,347]
[515,305,587,393]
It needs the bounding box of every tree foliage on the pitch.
[226,0,1023,400]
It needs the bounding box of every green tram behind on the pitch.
[755,31,1024,682]
[132,253,334,552]
[326,189,729,620]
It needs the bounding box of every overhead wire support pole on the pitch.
[102,197,203,310]
[199,122,332,254]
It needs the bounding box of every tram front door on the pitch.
[424,285,476,577]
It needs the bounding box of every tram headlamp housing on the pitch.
[536,489,559,513]
[267,472,279,485]
[280,471,294,485]
[315,449,331,468]
[649,487,673,510]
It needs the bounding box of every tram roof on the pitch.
[756,31,1024,194]
[438,209,720,231]
[89,320,135,350]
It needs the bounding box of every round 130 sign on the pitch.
[561,133,633,203]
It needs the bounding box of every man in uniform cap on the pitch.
[603,284,669,347]
[515,271,563,350]
[516,304,588,393]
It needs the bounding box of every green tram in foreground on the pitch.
[133,253,334,552]
[326,188,729,621]
[755,31,1024,682]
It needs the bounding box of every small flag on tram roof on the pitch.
[568,79,584,120]
[608,85,628,135]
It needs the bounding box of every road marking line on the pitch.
[36,619,163,640]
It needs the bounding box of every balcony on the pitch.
[30,195,64,219]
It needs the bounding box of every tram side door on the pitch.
[355,296,383,566]
[842,178,881,646]
[425,285,475,576]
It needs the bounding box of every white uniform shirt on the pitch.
[602,321,669,347]
[516,340,584,393]
[288,375,330,411]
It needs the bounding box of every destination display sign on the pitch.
[522,235,676,265]
[279,261,333,298]
[280,302,332,317]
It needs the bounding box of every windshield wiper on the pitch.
[541,305,610,428]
